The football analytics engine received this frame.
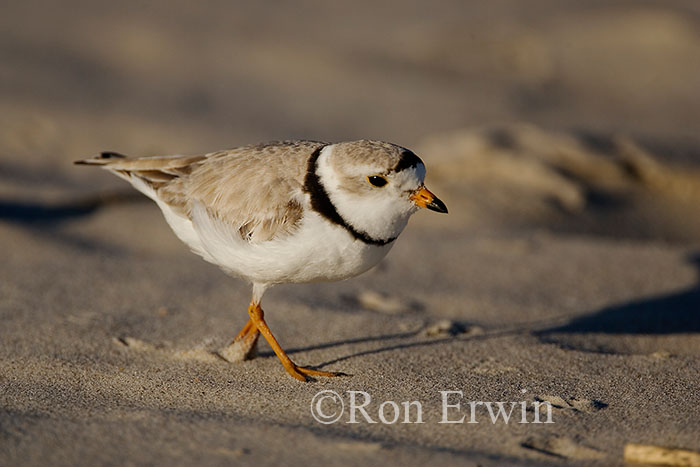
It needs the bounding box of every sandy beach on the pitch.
[2,1,700,465]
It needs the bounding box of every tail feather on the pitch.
[75,151,206,196]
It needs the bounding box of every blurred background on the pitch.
[1,0,700,238]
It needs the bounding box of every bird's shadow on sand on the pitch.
[537,253,700,336]
[256,327,516,370]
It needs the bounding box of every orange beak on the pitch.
[410,186,448,213]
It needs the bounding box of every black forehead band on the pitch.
[393,150,423,173]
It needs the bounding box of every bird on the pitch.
[75,140,447,381]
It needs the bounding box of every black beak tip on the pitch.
[427,197,448,214]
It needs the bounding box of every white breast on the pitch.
[164,201,393,286]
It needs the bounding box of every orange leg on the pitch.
[234,319,254,341]
[234,318,261,350]
[247,301,344,381]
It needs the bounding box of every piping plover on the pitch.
[76,140,447,381]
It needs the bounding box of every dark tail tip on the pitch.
[99,151,126,159]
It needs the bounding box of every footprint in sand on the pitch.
[534,394,608,414]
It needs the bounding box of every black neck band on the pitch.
[303,146,397,246]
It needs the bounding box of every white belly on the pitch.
[163,202,393,285]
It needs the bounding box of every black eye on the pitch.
[367,175,388,187]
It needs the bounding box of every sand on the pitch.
[2,1,700,465]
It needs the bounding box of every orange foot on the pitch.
[247,301,348,381]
